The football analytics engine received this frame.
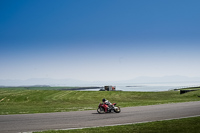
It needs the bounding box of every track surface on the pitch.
[0,101,200,133]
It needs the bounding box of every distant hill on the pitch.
[0,78,90,86]
[128,75,200,83]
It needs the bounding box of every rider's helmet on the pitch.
[102,98,106,102]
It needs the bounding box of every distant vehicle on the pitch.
[99,86,116,91]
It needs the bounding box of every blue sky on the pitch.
[0,0,200,81]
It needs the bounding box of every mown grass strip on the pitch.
[0,89,200,115]
[34,116,200,133]
[0,86,78,90]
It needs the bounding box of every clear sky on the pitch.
[0,0,200,81]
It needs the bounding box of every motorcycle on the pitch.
[97,103,121,113]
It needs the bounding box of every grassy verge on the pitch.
[179,87,200,90]
[0,86,87,90]
[34,116,200,133]
[0,88,200,115]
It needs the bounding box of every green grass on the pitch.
[34,116,200,133]
[0,88,200,115]
[0,86,78,90]
[179,87,200,90]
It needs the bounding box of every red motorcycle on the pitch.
[97,103,121,113]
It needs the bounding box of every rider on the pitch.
[102,98,113,112]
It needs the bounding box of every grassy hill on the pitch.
[0,87,200,115]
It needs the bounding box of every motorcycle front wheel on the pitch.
[97,107,105,114]
[114,106,121,113]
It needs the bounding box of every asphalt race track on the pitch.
[0,101,200,133]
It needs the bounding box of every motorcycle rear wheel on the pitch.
[97,107,105,114]
[114,106,121,113]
